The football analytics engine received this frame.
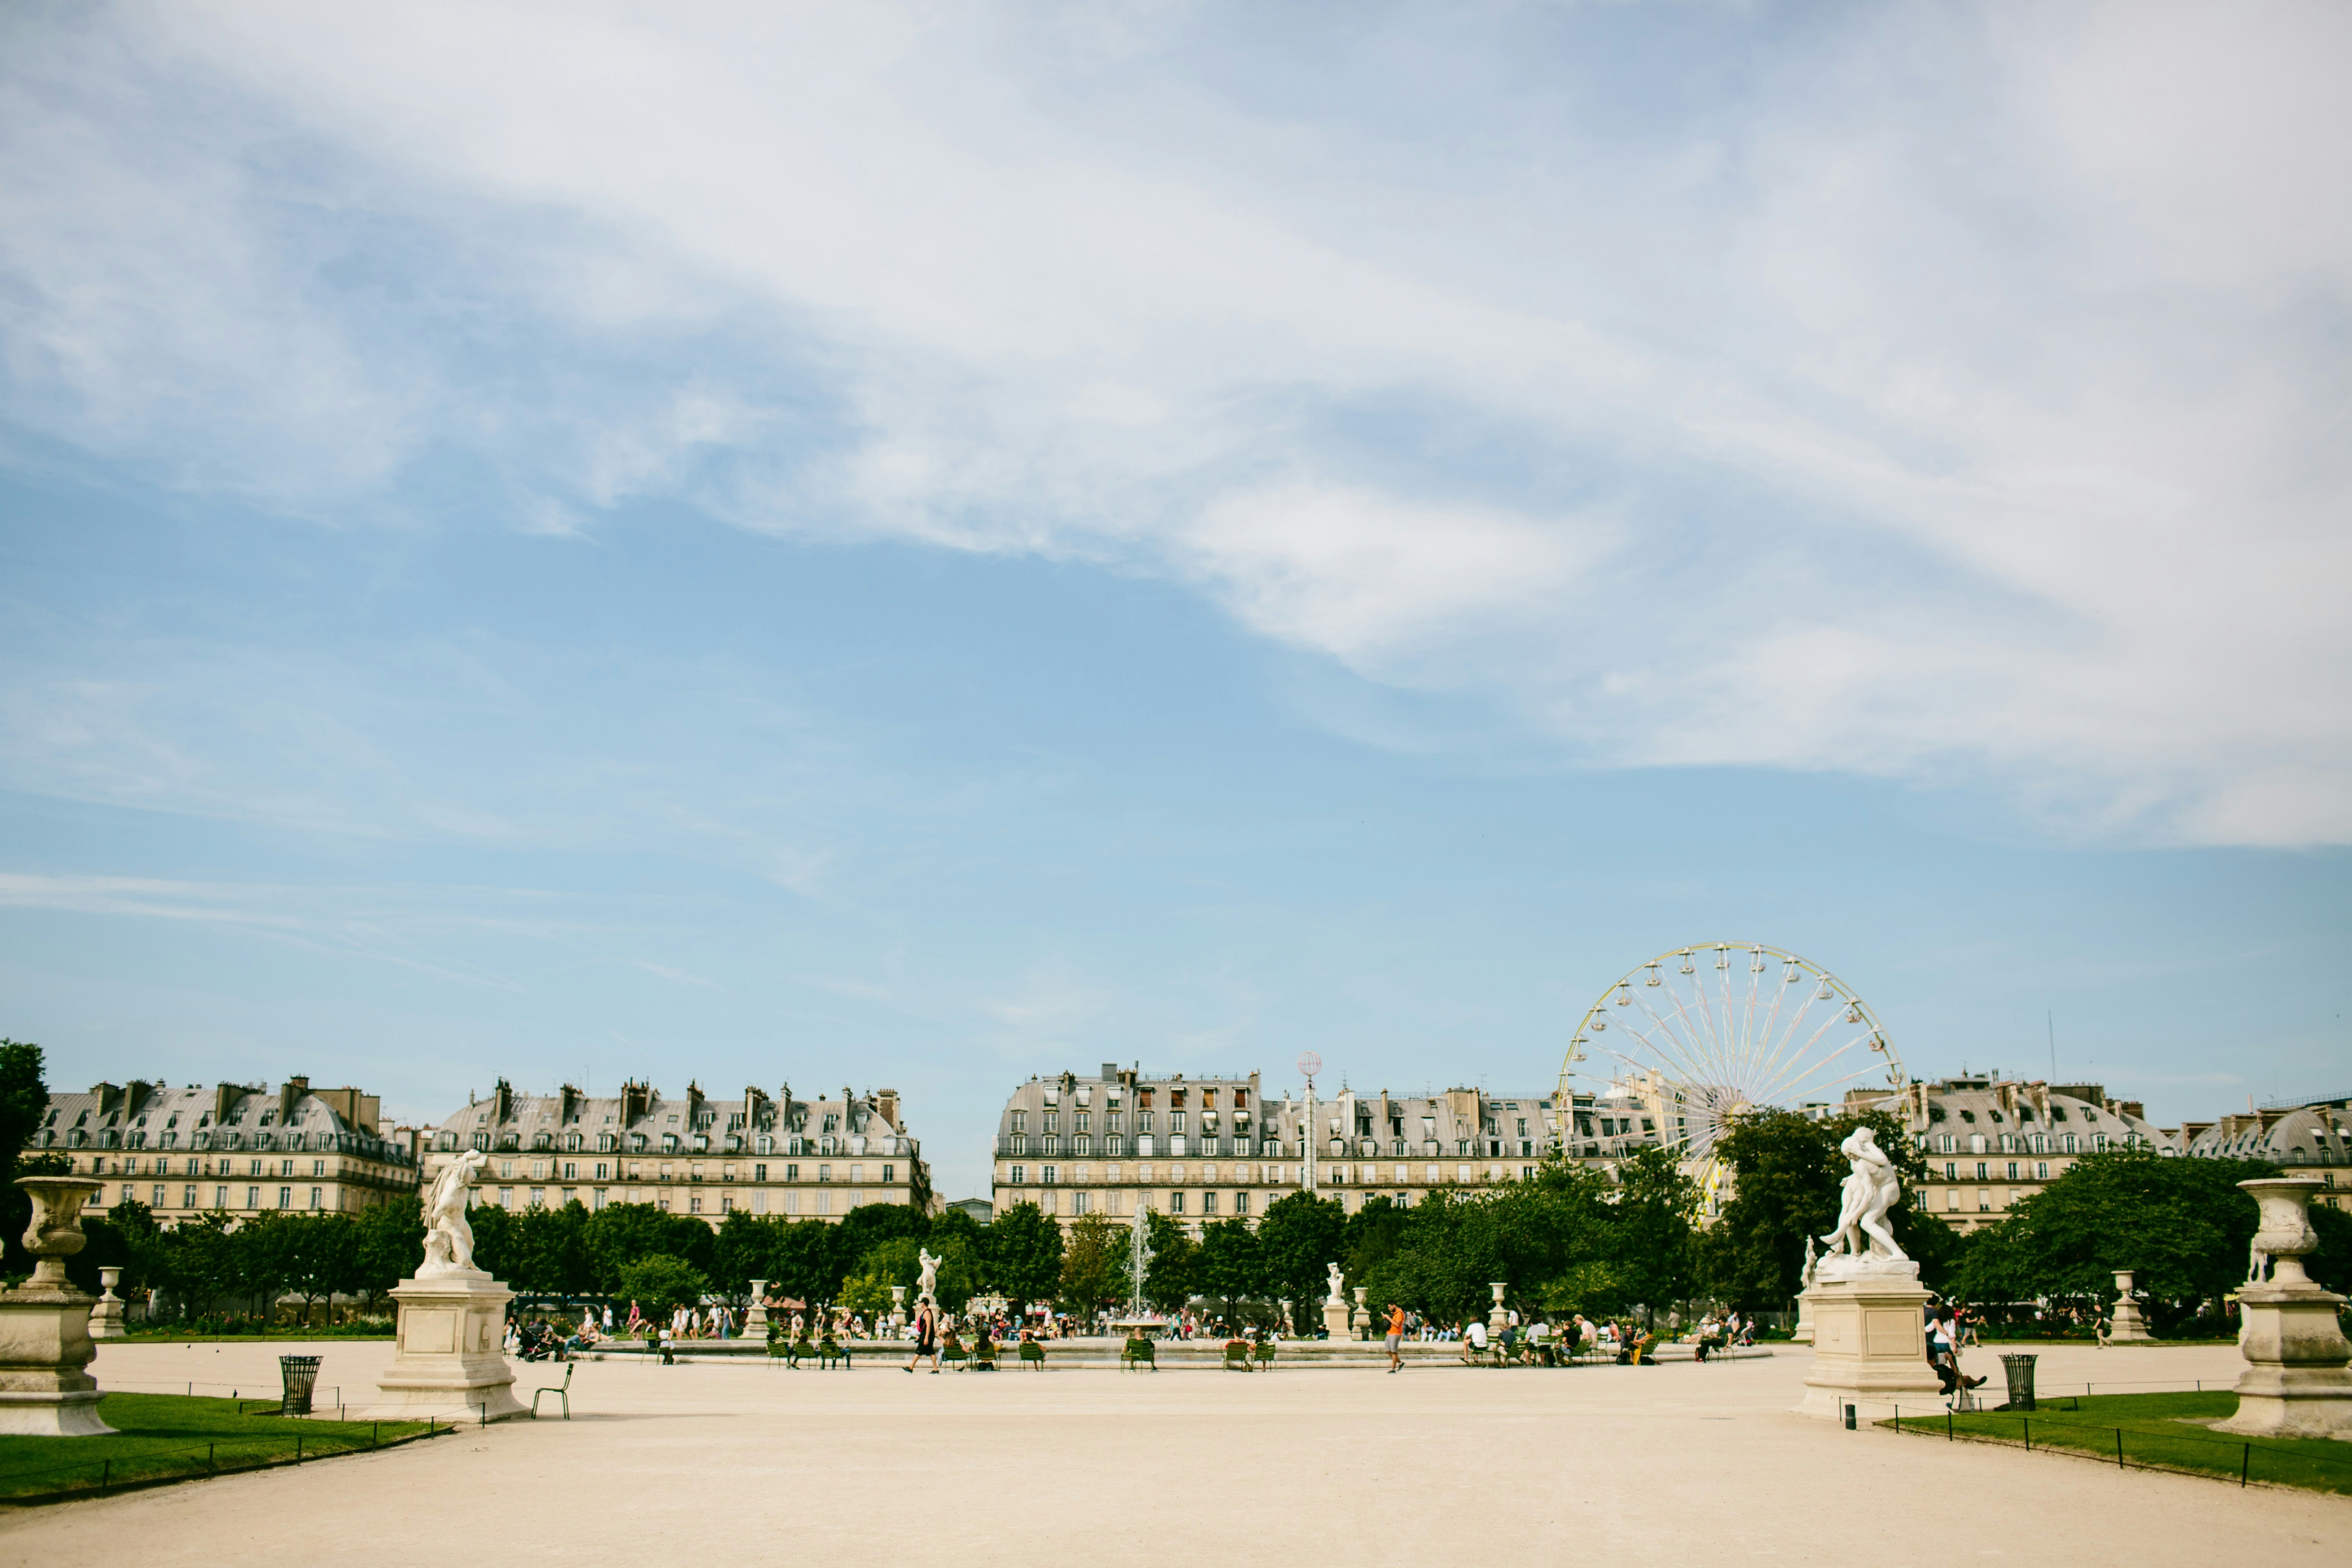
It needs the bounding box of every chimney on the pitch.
[493,1077,514,1124]
[876,1089,899,1130]
[621,1079,652,1126]
[279,1074,311,1124]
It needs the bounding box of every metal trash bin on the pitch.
[279,1354,323,1416]
[1998,1352,2037,1412]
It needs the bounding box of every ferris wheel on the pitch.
[1559,943,1905,1202]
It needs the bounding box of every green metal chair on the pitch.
[1120,1337,1157,1372]
[529,1362,574,1419]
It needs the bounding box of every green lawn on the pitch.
[1885,1392,2352,1495]
[0,1394,437,1503]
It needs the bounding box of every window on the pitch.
[1010,1165,1026,1184]
[785,1163,799,1181]
[563,1162,576,1181]
[1171,1112,1188,1133]
[1943,1161,1957,1180]
[1072,1191,1090,1216]
[1235,1190,1250,1215]
[1041,1164,1058,1184]
[1202,1192,1217,1215]
[246,1186,260,1208]
[850,1164,864,1183]
[276,1186,292,1209]
[312,1159,326,1176]
[1944,1188,1958,1210]
[689,1194,702,1214]
[1978,1191,1991,1211]
[183,1185,197,1209]
[754,1163,767,1182]
[1975,1161,1988,1181]
[2036,1162,2049,1179]
[1170,1191,1185,1214]
[500,1187,514,1207]
[2006,1161,2019,1181]
[818,1163,831,1182]
[882,1164,894,1182]
[310,1187,324,1209]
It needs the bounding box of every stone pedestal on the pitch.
[1322,1298,1351,1339]
[2214,1179,2352,1440]
[1487,1282,1509,1337]
[88,1267,127,1341]
[745,1280,769,1333]
[1791,1292,1816,1344]
[2108,1269,2154,1342]
[355,1270,525,1424]
[0,1176,113,1436]
[1795,1260,1940,1420]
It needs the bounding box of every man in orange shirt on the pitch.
[1385,1304,1406,1373]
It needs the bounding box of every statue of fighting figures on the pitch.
[1819,1126,1906,1265]
[420,1150,490,1276]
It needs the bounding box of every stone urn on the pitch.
[1487,1281,1509,1335]
[2214,1178,2352,1440]
[0,1174,114,1434]
[88,1267,128,1340]
[745,1279,770,1332]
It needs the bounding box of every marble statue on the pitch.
[1800,1234,1820,1290]
[1326,1262,1346,1305]
[419,1150,490,1276]
[916,1247,940,1304]
[1819,1126,1906,1266]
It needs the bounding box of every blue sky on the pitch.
[3,2,2347,1200]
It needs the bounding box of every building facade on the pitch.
[27,1077,420,1225]
[1854,1077,2177,1231]
[991,1065,1559,1233]
[420,1078,931,1225]
[2180,1096,2351,1209]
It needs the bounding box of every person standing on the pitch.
[1385,1303,1406,1374]
[905,1297,941,1374]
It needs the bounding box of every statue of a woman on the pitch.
[917,1247,940,1303]
[1326,1261,1346,1304]
[420,1150,490,1275]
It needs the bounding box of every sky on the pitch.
[2,0,2347,1202]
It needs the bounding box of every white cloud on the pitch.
[2,1,2347,843]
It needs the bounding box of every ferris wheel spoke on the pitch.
[1750,1030,1881,1108]
[1634,992,1733,1093]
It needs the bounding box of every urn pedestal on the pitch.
[1353,1286,1372,1340]
[2214,1179,2352,1441]
[1795,1260,1941,1420]
[88,1266,128,1341]
[746,1280,770,1333]
[1486,1282,1510,1337]
[1321,1299,1351,1340]
[355,1270,526,1424]
[890,1285,909,1330]
[2108,1269,2154,1342]
[0,1176,113,1436]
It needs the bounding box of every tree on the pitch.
[1254,1191,1345,1308]
[1141,1210,1199,1310]
[767,1218,846,1308]
[614,1254,709,1321]
[1057,1213,1126,1314]
[353,1197,425,1313]
[0,1040,49,1276]
[583,1202,714,1290]
[278,1213,361,1324]
[1957,1149,2280,1329]
[985,1202,1065,1306]
[1198,1217,1265,1311]
[1607,1145,1699,1320]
